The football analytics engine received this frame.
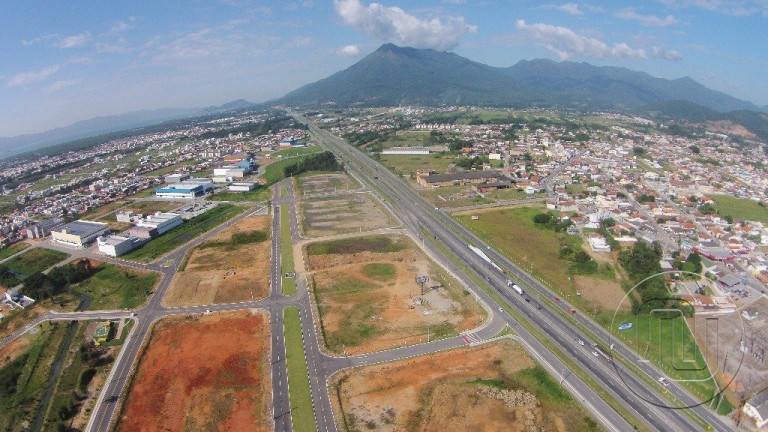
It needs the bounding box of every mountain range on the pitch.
[4,43,768,159]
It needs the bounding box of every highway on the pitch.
[302,118,735,432]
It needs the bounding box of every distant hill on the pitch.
[278,43,767,140]
[0,108,199,160]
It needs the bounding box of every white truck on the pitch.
[507,280,524,295]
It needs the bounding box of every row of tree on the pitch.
[283,151,342,178]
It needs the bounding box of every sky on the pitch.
[1,0,767,137]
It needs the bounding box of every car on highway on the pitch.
[658,377,670,386]
[567,307,576,314]
[578,339,585,346]
[525,298,530,302]
[554,296,560,302]
[592,351,599,357]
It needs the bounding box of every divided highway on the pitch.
[303,118,734,432]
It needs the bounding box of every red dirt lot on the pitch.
[116,310,271,432]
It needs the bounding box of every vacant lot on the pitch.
[300,193,395,238]
[122,204,245,262]
[125,200,185,214]
[0,248,70,288]
[164,215,271,306]
[379,154,455,178]
[307,235,484,355]
[0,242,30,261]
[331,339,599,432]
[117,311,271,432]
[68,260,158,310]
[297,173,357,196]
[711,194,768,224]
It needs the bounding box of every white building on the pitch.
[382,146,430,155]
[588,233,611,252]
[51,220,110,247]
[136,212,182,235]
[228,182,257,192]
[744,389,768,429]
[97,235,139,257]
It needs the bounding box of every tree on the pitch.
[632,146,646,156]
[699,203,716,215]
[689,145,701,154]
[533,213,552,224]
[600,218,616,228]
[637,194,655,203]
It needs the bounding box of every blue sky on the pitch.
[1,0,766,137]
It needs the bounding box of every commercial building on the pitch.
[25,217,63,239]
[155,180,214,199]
[744,388,768,428]
[164,173,190,183]
[228,182,257,192]
[97,235,142,257]
[382,146,430,155]
[51,220,110,246]
[136,212,182,235]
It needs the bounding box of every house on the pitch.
[588,233,611,253]
[743,387,768,428]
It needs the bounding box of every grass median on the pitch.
[284,307,316,432]
[280,204,296,295]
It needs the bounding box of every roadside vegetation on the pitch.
[281,205,296,295]
[284,307,316,432]
[0,248,70,288]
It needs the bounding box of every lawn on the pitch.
[306,235,409,255]
[281,205,296,296]
[121,204,245,262]
[283,307,316,432]
[455,206,576,293]
[1,248,70,287]
[378,154,455,178]
[0,321,71,431]
[271,146,322,158]
[262,155,316,185]
[78,200,128,220]
[711,194,768,224]
[68,263,158,310]
[128,200,185,213]
[601,310,717,402]
[380,130,433,149]
[208,187,272,202]
[0,242,30,261]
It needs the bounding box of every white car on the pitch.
[658,377,670,386]
[592,351,599,357]
[578,340,585,346]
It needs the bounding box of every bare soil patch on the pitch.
[300,193,395,238]
[574,276,630,312]
[307,235,484,355]
[298,173,356,196]
[164,215,271,306]
[117,310,271,432]
[331,339,594,432]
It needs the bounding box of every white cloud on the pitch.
[48,79,82,92]
[334,0,476,50]
[21,34,57,46]
[57,32,91,48]
[107,20,134,35]
[543,3,584,15]
[655,0,768,16]
[514,19,646,60]
[7,65,61,87]
[652,46,682,60]
[335,44,361,57]
[615,8,679,26]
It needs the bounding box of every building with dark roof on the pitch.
[51,220,110,246]
[417,170,512,188]
[744,387,768,428]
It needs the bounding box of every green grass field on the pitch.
[271,146,322,158]
[379,154,456,177]
[306,235,409,256]
[283,307,316,432]
[281,205,296,296]
[122,204,245,262]
[360,263,396,281]
[2,248,70,286]
[128,200,185,213]
[68,263,158,310]
[208,187,272,202]
[711,194,768,223]
[0,242,30,261]
[0,321,71,430]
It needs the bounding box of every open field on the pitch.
[68,260,158,310]
[0,294,80,342]
[0,242,30,261]
[126,200,185,214]
[164,215,271,306]
[330,339,599,432]
[0,321,72,431]
[209,187,272,202]
[42,321,124,431]
[297,172,358,196]
[419,185,492,208]
[0,248,70,288]
[306,234,485,355]
[121,204,246,262]
[116,310,271,432]
[711,194,768,224]
[284,307,316,432]
[379,154,455,178]
[271,145,322,158]
[300,193,395,238]
[77,200,129,221]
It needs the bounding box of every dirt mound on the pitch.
[117,310,271,432]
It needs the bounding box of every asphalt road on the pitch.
[302,118,735,432]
